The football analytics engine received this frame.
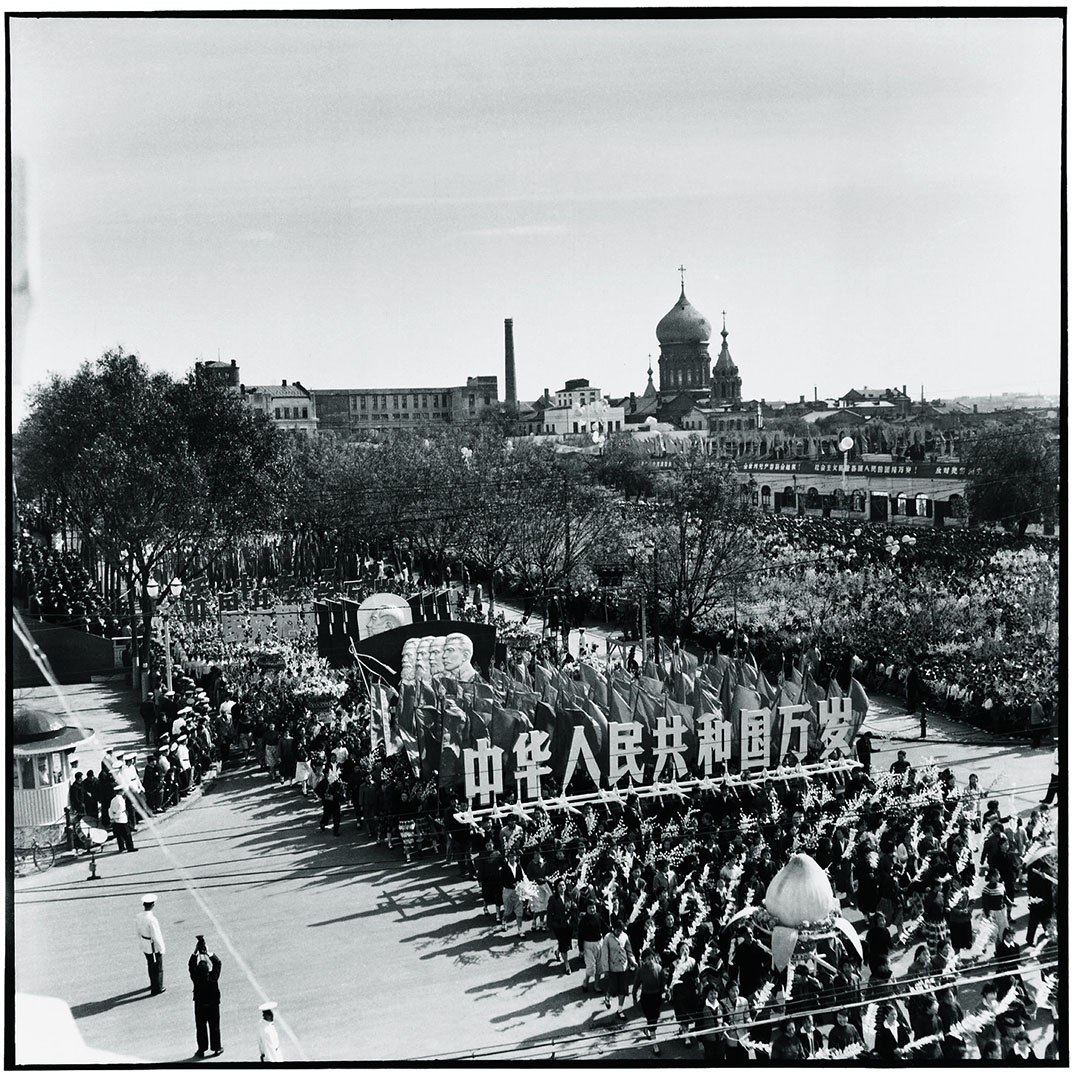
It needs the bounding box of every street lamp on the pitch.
[142,576,160,698]
[160,577,184,693]
[638,540,660,666]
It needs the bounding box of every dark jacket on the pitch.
[188,950,222,1003]
[498,857,525,890]
[577,911,604,949]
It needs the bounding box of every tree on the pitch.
[964,422,1059,535]
[505,445,620,598]
[646,455,758,637]
[15,348,288,664]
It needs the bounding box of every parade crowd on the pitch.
[67,598,1059,1063]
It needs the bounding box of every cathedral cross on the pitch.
[678,264,686,289]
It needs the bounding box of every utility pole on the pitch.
[652,546,661,666]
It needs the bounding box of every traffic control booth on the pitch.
[13,707,91,846]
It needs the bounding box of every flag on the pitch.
[396,682,420,776]
[849,677,870,726]
[693,679,724,720]
[492,705,533,780]
[665,695,698,770]
[508,681,540,715]
[610,666,633,700]
[488,669,511,705]
[755,667,777,701]
[578,661,607,701]
[609,684,633,725]
[631,681,661,732]
[639,673,666,698]
[673,671,695,707]
[416,703,443,780]
[534,664,555,697]
[533,699,558,740]
[373,683,402,757]
[462,692,493,745]
[438,697,468,790]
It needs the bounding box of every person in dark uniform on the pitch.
[317,763,344,837]
[188,934,223,1058]
[854,731,874,771]
[82,768,99,822]
[140,693,159,746]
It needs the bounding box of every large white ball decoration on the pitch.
[763,854,835,926]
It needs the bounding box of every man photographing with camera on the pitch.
[188,934,223,1058]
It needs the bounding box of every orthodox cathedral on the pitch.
[616,273,748,431]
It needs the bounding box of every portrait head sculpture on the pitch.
[399,631,479,684]
[442,632,479,682]
[357,593,412,640]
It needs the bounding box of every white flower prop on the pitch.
[811,1042,864,1061]
[643,917,656,953]
[515,878,540,905]
[964,914,996,962]
[860,1003,880,1050]
[670,950,696,984]
[896,1031,942,1058]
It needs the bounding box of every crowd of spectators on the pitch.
[13,536,120,634]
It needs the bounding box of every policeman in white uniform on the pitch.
[120,752,145,826]
[135,893,166,994]
[257,1002,283,1062]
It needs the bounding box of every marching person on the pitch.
[632,946,666,1053]
[545,878,574,974]
[188,934,223,1058]
[257,1001,283,1062]
[600,916,635,1018]
[135,894,166,995]
[498,848,529,937]
[577,898,605,996]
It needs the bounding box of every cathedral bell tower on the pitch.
[709,313,742,407]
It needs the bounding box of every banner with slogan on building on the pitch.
[219,606,315,644]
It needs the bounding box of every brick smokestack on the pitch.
[504,318,517,406]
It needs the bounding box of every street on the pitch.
[13,670,1056,1063]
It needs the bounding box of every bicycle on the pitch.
[14,838,56,874]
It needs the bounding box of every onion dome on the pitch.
[763,854,836,926]
[13,708,90,754]
[656,288,712,345]
[713,322,736,374]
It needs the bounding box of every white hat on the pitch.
[141,894,157,905]
[259,1001,278,1012]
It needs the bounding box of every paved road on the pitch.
[14,642,1058,1062]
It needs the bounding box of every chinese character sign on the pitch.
[464,697,863,805]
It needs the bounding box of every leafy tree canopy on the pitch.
[15,348,288,588]
[964,421,1059,535]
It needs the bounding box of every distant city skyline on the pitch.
[9,17,1063,425]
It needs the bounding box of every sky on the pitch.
[9,16,1063,424]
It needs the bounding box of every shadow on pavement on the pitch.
[488,980,586,1023]
[69,987,149,1019]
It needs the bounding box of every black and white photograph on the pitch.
[9,11,1062,1065]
